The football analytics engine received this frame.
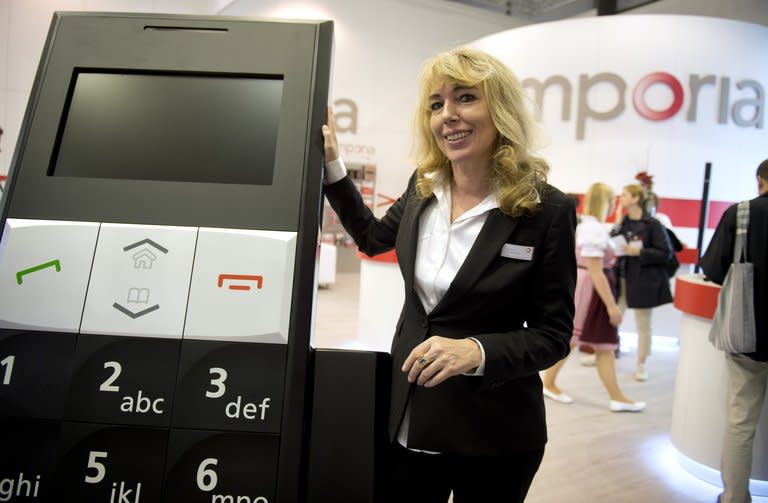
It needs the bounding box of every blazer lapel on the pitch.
[430,209,518,316]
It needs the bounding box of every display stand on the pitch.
[0,12,334,502]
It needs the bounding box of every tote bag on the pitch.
[708,201,757,353]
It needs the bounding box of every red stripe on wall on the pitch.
[676,248,699,264]
[575,195,733,229]
[659,198,732,229]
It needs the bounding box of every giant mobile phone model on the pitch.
[0,12,332,502]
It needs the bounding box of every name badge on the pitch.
[501,243,534,261]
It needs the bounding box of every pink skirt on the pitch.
[572,268,619,350]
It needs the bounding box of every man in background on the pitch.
[700,159,768,503]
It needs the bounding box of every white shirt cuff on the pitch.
[463,337,486,376]
[325,158,347,185]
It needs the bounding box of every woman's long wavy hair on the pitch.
[413,47,549,217]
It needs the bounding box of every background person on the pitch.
[322,47,576,503]
[565,191,597,366]
[542,182,645,412]
[635,171,684,276]
[700,159,768,503]
[611,183,674,381]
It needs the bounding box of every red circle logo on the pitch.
[632,72,684,121]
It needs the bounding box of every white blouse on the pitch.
[414,175,498,313]
[576,215,610,258]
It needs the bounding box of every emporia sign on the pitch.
[523,71,765,140]
[473,15,768,143]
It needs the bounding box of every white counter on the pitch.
[671,274,768,494]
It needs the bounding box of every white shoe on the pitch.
[543,387,573,404]
[579,353,596,367]
[609,400,646,412]
[634,365,648,381]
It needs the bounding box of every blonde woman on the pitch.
[323,47,576,502]
[542,183,645,412]
[612,183,674,381]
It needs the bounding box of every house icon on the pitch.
[132,248,157,269]
[123,238,169,270]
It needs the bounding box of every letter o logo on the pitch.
[632,72,684,121]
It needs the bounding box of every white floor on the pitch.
[313,272,768,503]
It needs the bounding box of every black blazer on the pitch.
[325,172,576,456]
[612,216,674,308]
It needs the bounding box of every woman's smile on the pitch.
[429,82,495,169]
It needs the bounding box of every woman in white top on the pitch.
[542,182,645,412]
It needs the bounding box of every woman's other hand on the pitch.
[322,107,339,162]
[607,305,623,327]
[402,336,483,388]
